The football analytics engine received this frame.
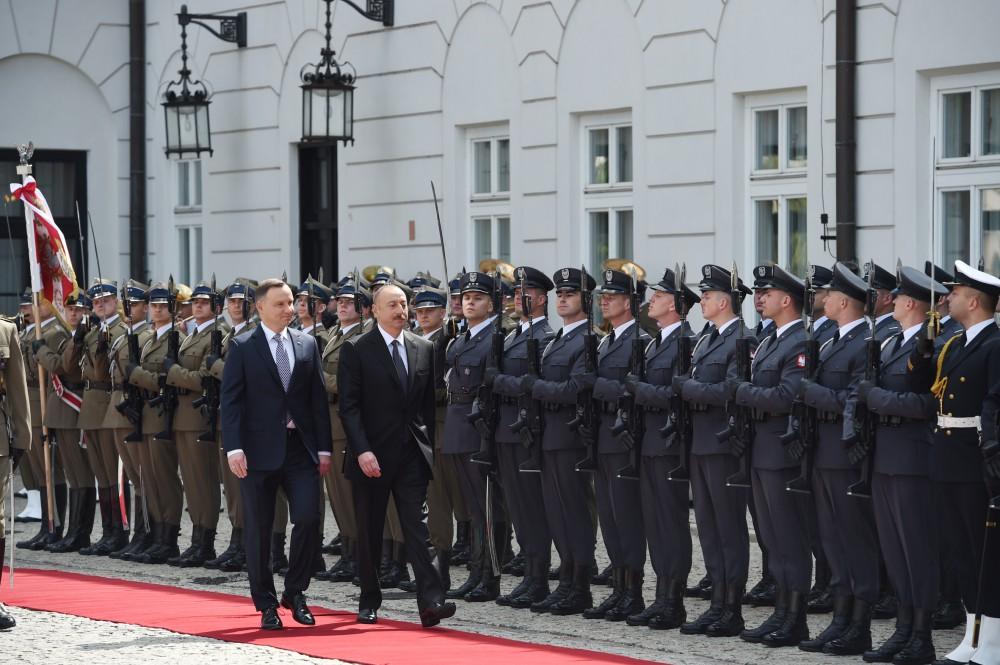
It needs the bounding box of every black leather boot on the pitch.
[448,527,484,599]
[627,576,669,626]
[705,582,744,637]
[873,587,899,620]
[682,580,725,634]
[863,605,913,663]
[47,487,82,553]
[18,485,51,550]
[0,538,14,630]
[686,574,711,598]
[605,568,645,622]
[322,536,357,582]
[433,548,451,592]
[741,587,788,642]
[450,521,471,567]
[762,589,810,647]
[509,558,551,609]
[205,528,242,569]
[592,562,614,586]
[932,563,965,630]
[111,513,149,560]
[808,555,834,613]
[76,487,97,550]
[583,567,625,619]
[650,578,688,631]
[465,572,500,602]
[178,527,216,567]
[531,559,572,613]
[123,519,157,562]
[825,597,873,655]
[101,485,129,555]
[800,592,852,652]
[497,554,535,606]
[322,533,341,555]
[31,484,66,550]
[379,540,408,588]
[890,608,935,665]
[79,487,113,555]
[141,523,180,564]
[549,562,594,616]
[269,532,289,574]
[169,525,201,566]
[745,572,778,607]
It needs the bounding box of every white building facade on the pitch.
[0,0,999,311]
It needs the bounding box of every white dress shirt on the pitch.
[378,324,408,373]
[964,318,996,345]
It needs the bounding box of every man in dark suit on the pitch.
[221,278,332,630]
[337,283,456,628]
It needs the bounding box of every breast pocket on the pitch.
[694,359,726,383]
[646,365,672,385]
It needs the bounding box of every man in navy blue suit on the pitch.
[221,278,332,630]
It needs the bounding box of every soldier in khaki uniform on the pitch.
[65,279,129,555]
[105,281,153,560]
[127,282,185,564]
[296,278,332,351]
[316,278,372,582]
[1,315,32,630]
[203,279,257,571]
[13,291,39,497]
[164,280,229,567]
[35,293,95,554]
[16,298,67,551]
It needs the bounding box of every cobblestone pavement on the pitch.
[3,486,964,665]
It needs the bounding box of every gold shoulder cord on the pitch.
[929,334,962,408]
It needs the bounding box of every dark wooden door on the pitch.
[298,144,338,284]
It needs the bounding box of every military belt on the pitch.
[937,415,981,430]
[751,409,783,422]
[542,402,569,412]
[63,381,86,391]
[600,402,618,414]
[499,395,517,405]
[644,406,665,414]
[817,411,842,423]
[85,381,112,391]
[878,415,924,427]
[689,403,710,412]
[449,392,475,405]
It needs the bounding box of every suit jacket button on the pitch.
[960,377,966,382]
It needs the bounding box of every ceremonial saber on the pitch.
[430,181,449,280]
[117,458,129,531]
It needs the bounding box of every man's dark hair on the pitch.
[255,278,289,302]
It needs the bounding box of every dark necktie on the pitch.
[464,330,471,343]
[831,331,841,344]
[607,330,616,347]
[392,339,408,391]
[891,333,903,355]
[273,334,291,391]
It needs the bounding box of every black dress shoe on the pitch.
[280,592,315,626]
[357,608,378,624]
[0,603,16,630]
[932,600,966,630]
[261,606,282,630]
[420,601,457,628]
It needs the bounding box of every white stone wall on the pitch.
[0,0,998,290]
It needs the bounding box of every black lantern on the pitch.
[162,5,247,159]
[300,1,357,145]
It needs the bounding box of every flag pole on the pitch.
[16,143,55,536]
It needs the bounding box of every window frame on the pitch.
[465,124,512,265]
[747,91,808,179]
[586,206,634,274]
[469,133,511,201]
[582,119,633,193]
[749,194,809,272]
[177,225,203,286]
[175,158,202,212]
[472,214,511,265]
[933,183,1000,269]
[935,82,1000,167]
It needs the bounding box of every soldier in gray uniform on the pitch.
[731,264,811,647]
[442,271,507,602]
[810,265,839,345]
[677,265,754,637]
[528,267,599,615]
[577,269,651,621]
[621,268,699,630]
[795,263,879,655]
[843,266,946,664]
[490,266,556,608]
[907,259,1000,665]
[866,262,903,343]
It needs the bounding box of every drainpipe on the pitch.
[129,0,147,280]
[835,0,857,263]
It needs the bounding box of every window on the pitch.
[473,216,510,265]
[753,197,808,275]
[178,226,202,285]
[932,73,1000,271]
[586,123,632,187]
[939,85,1000,162]
[471,136,510,197]
[467,127,511,264]
[752,104,807,174]
[176,159,202,210]
[588,209,633,273]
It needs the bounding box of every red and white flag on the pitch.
[9,175,79,317]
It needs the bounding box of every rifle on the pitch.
[151,275,180,441]
[666,263,694,482]
[781,269,820,494]
[470,270,504,468]
[195,274,223,442]
[571,265,600,472]
[116,278,144,442]
[847,261,882,499]
[351,266,366,329]
[510,270,543,473]
[723,264,756,488]
[612,269,645,480]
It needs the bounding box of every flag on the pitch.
[9,175,79,318]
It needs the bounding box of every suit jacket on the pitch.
[337,327,436,484]
[632,323,695,457]
[801,322,867,470]
[492,318,556,444]
[221,325,331,471]
[734,320,807,470]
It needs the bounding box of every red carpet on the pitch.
[2,568,666,665]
